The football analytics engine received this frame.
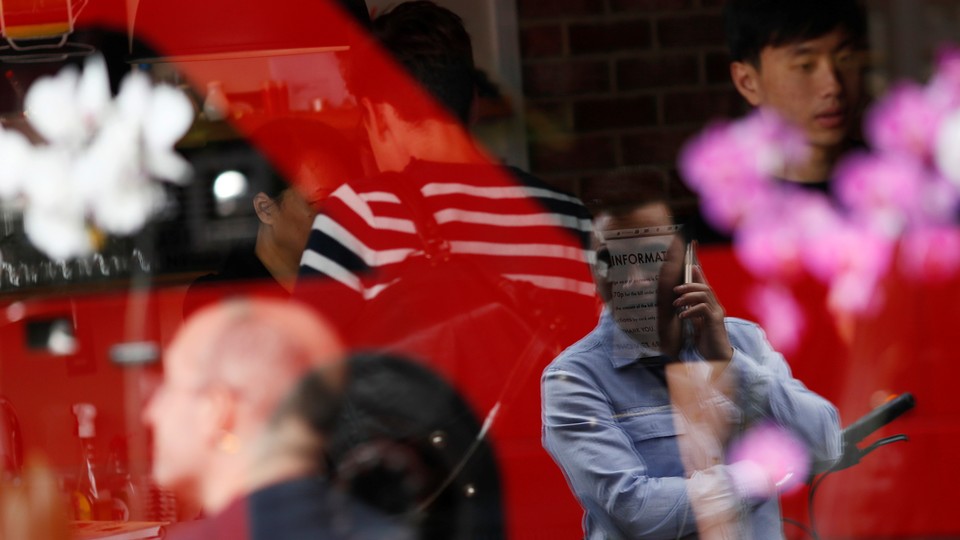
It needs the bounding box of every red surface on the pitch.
[0,0,956,537]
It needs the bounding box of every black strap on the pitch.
[388,173,451,263]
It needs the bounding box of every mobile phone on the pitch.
[683,242,695,285]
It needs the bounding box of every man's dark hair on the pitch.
[353,1,476,125]
[724,0,867,65]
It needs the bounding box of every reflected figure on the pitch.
[328,353,503,540]
[143,299,405,539]
[0,457,69,540]
[293,7,599,535]
[541,183,842,539]
[727,0,866,187]
[184,120,361,317]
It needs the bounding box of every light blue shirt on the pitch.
[541,311,842,539]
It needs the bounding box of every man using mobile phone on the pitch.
[541,183,841,539]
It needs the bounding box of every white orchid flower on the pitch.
[24,66,84,146]
[76,54,111,140]
[4,54,194,260]
[24,205,92,260]
[143,84,195,182]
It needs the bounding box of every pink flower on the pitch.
[679,109,807,232]
[916,174,960,224]
[928,45,960,111]
[865,82,944,163]
[727,423,810,496]
[802,216,893,285]
[834,152,929,235]
[735,215,798,278]
[747,283,805,354]
[899,225,960,282]
[828,267,885,316]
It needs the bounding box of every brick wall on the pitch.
[517,0,746,211]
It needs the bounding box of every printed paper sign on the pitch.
[604,225,682,358]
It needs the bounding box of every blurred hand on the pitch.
[673,265,733,362]
[1,456,69,540]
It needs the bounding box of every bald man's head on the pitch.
[143,298,343,507]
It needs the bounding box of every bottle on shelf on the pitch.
[104,436,138,521]
[71,403,100,521]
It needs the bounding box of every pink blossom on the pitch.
[865,82,944,162]
[727,423,810,496]
[898,225,960,282]
[828,267,885,316]
[679,109,806,232]
[735,216,797,278]
[928,45,960,110]
[834,152,929,235]
[802,218,893,288]
[916,174,960,224]
[747,283,805,354]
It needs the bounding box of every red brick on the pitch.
[537,175,583,198]
[667,169,699,206]
[520,24,564,58]
[526,100,573,136]
[657,15,725,49]
[529,135,617,173]
[569,20,653,54]
[522,60,610,97]
[517,0,604,20]
[662,88,745,124]
[617,54,699,90]
[705,51,732,84]
[610,0,694,12]
[573,97,658,131]
[622,129,696,166]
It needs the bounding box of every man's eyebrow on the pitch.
[833,37,856,52]
[787,43,817,57]
[787,36,855,57]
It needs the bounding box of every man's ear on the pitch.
[253,192,275,225]
[197,384,239,449]
[730,61,764,107]
[360,97,389,141]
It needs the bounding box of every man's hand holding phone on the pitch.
[672,244,733,362]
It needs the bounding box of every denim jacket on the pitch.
[541,311,841,539]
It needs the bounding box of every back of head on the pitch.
[352,1,476,125]
[724,0,867,65]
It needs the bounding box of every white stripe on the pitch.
[300,250,363,293]
[360,191,402,203]
[434,208,592,232]
[504,274,597,296]
[421,182,582,205]
[450,241,588,263]
[333,185,416,234]
[363,279,399,300]
[584,249,597,265]
[313,215,419,267]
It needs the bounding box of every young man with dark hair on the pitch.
[294,3,599,536]
[725,0,867,187]
[296,0,596,336]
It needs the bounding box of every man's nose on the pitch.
[820,61,845,98]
